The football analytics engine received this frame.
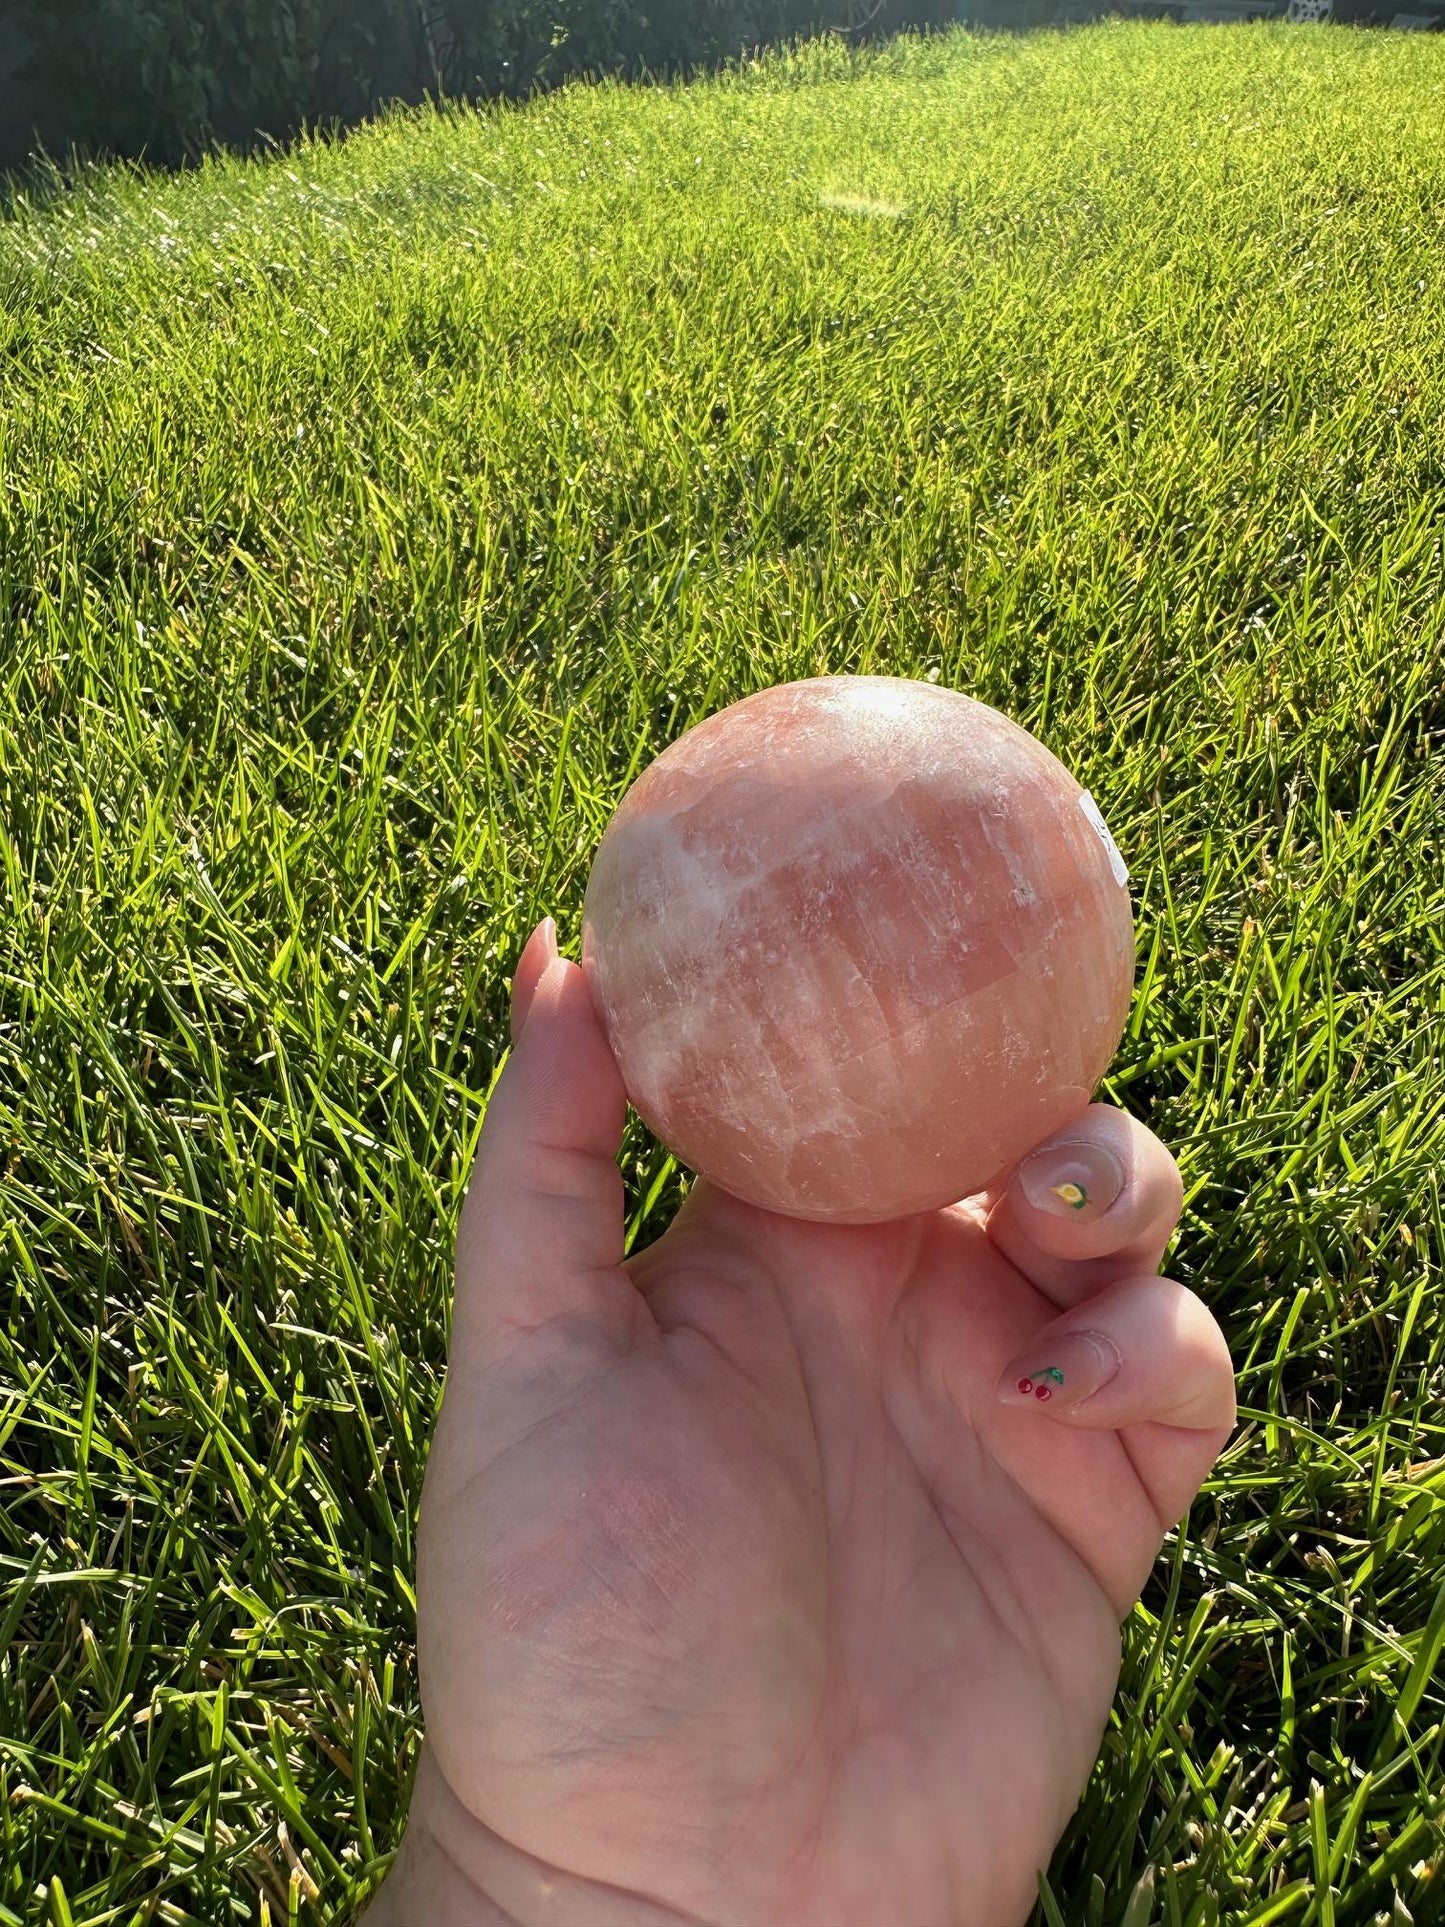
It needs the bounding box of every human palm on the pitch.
[372,921,1234,1927]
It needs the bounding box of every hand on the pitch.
[366,918,1234,1927]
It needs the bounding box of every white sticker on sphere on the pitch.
[1079,791,1129,888]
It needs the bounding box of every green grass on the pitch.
[2,15,1444,1923]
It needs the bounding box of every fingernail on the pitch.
[509,919,558,1043]
[1018,1141,1125,1222]
[997,1329,1123,1411]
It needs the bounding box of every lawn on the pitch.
[2,16,1444,1924]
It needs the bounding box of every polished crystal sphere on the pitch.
[580,675,1134,1224]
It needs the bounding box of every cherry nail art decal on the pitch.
[1016,1367,1065,1402]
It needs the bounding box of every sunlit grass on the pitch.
[2,18,1444,1923]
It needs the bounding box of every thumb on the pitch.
[452,918,641,1370]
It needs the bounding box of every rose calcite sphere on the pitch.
[580,675,1134,1224]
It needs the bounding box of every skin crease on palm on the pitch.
[364,918,1236,1927]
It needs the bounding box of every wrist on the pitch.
[360,1748,708,1927]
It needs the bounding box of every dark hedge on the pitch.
[8,0,968,169]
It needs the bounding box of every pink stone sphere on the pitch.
[580,675,1134,1224]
